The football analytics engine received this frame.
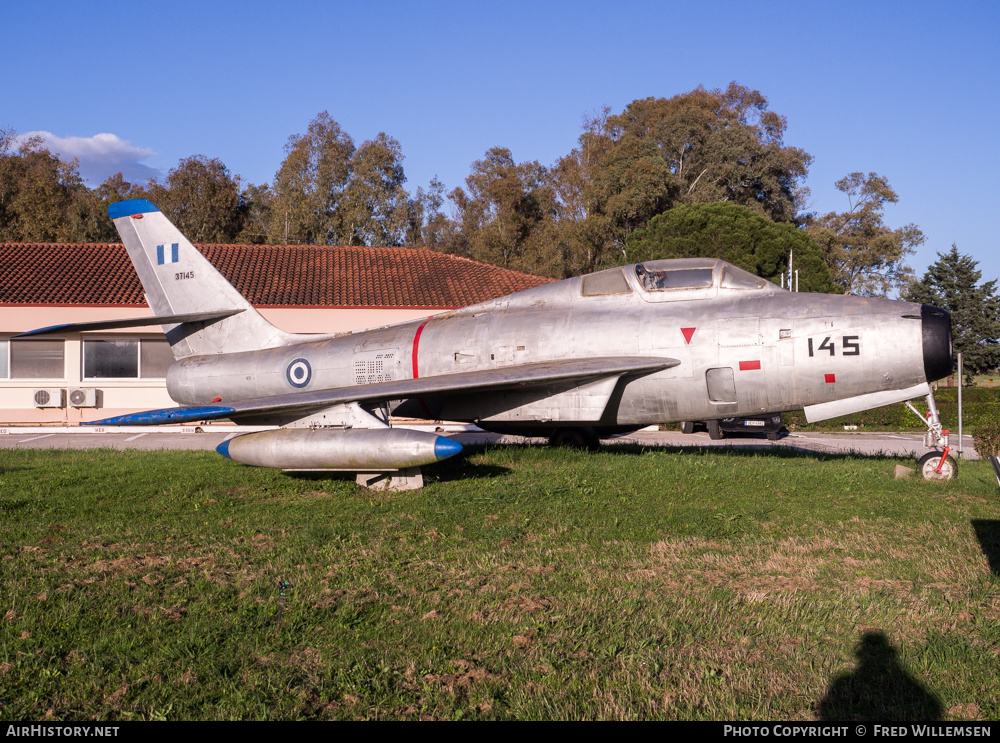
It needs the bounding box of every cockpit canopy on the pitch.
[577,258,777,301]
[634,258,771,293]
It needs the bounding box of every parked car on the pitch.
[680,414,783,441]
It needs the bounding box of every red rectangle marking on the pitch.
[739,360,761,371]
[825,373,836,384]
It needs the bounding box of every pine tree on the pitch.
[904,245,1000,376]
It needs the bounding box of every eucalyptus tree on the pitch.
[807,172,923,296]
[551,83,812,273]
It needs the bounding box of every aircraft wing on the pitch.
[84,356,678,426]
[13,310,245,338]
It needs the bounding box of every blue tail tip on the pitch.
[108,198,160,219]
[434,436,463,461]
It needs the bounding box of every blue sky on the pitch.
[4,0,998,285]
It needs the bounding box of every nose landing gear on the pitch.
[906,391,956,481]
[917,451,957,481]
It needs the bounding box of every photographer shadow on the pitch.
[818,631,942,721]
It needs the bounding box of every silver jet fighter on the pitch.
[20,199,954,488]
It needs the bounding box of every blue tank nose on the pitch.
[921,304,952,382]
[433,436,464,461]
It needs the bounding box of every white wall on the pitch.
[0,305,441,423]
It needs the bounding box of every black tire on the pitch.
[767,431,781,441]
[917,451,957,481]
[680,421,695,435]
[707,420,724,441]
[549,428,601,451]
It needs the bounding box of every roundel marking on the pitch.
[286,358,312,388]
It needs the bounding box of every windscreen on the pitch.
[581,268,632,296]
[720,265,767,290]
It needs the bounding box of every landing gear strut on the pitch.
[906,391,956,481]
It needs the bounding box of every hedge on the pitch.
[787,386,1000,432]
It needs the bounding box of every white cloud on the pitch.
[15,131,162,185]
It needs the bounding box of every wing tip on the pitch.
[12,324,70,338]
[83,404,235,426]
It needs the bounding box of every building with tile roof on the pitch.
[0,242,553,423]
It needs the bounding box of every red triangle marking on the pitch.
[681,327,696,344]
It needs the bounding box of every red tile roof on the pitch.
[0,243,553,308]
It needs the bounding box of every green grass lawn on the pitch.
[1,444,998,720]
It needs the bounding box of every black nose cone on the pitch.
[921,304,953,382]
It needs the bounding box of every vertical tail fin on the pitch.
[109,199,293,358]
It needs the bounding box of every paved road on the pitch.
[0,426,979,460]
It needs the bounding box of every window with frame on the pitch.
[82,338,173,379]
[8,339,65,379]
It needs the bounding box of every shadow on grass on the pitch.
[282,471,354,484]
[280,462,511,486]
[430,462,511,483]
[818,631,942,721]
[275,442,922,490]
[465,441,918,464]
[971,520,1000,576]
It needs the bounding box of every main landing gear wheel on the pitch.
[706,420,724,440]
[917,452,957,481]
[680,421,695,435]
[549,428,601,451]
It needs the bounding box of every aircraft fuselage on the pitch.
[164,261,949,431]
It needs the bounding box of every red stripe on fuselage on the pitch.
[412,320,430,378]
[412,319,433,417]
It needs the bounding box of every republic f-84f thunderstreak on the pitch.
[20,199,954,488]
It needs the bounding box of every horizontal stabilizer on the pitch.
[84,356,679,426]
[13,310,245,338]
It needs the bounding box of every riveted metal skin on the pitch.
[64,200,954,480]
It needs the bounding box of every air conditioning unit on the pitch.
[33,388,65,408]
[69,388,98,408]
